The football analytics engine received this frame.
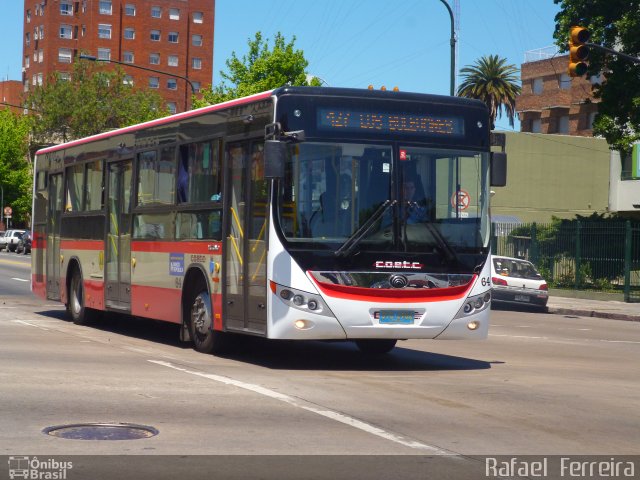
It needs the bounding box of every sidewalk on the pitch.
[547,296,640,322]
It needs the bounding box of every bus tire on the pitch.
[67,267,96,325]
[354,339,397,355]
[187,285,229,355]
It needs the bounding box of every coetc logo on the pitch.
[8,456,73,479]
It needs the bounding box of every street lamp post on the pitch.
[438,0,456,96]
[79,54,196,111]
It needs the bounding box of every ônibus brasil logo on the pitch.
[8,456,73,479]
[374,260,423,270]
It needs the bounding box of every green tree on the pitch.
[553,0,640,153]
[457,55,521,129]
[194,32,322,107]
[0,109,32,226]
[27,58,168,144]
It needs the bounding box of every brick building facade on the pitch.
[516,53,599,136]
[0,80,24,114]
[23,0,214,113]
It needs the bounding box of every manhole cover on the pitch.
[43,423,159,440]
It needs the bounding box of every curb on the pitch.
[547,307,640,322]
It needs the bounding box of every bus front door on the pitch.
[105,160,132,311]
[46,173,63,300]
[224,141,268,335]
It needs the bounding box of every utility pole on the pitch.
[438,0,456,96]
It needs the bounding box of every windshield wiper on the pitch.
[335,200,395,258]
[421,219,460,266]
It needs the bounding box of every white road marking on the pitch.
[601,340,640,345]
[12,320,49,331]
[149,359,453,455]
[11,278,29,282]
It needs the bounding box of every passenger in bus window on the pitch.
[402,179,428,224]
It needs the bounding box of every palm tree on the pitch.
[457,55,521,130]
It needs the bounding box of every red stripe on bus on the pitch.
[132,241,222,254]
[36,90,274,155]
[310,275,475,303]
[131,285,182,323]
[60,240,104,250]
[84,279,105,310]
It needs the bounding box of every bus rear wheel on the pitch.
[354,339,397,355]
[188,289,229,354]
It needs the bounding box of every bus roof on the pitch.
[35,86,488,156]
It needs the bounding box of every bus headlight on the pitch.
[269,281,333,317]
[455,291,491,319]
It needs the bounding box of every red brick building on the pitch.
[516,49,600,136]
[0,80,24,114]
[23,0,214,113]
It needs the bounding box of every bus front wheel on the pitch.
[354,339,397,355]
[188,288,230,354]
[67,267,96,325]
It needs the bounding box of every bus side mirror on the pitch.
[490,152,507,187]
[264,140,286,179]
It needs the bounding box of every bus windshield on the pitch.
[277,142,490,256]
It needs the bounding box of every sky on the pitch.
[1,0,561,131]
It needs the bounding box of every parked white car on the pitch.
[0,229,26,252]
[491,255,549,308]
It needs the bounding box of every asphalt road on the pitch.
[1,254,639,479]
[0,250,31,297]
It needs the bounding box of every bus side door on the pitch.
[224,141,268,335]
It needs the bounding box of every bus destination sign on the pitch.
[318,108,464,136]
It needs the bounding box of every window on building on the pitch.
[38,50,44,63]
[98,24,112,39]
[58,48,73,63]
[125,4,136,16]
[123,75,134,86]
[167,102,177,114]
[24,56,30,69]
[559,73,571,90]
[193,12,203,23]
[168,32,179,43]
[124,28,135,40]
[558,115,569,134]
[59,72,71,82]
[192,81,200,93]
[60,25,73,39]
[192,34,203,47]
[531,118,541,133]
[27,10,31,23]
[167,79,177,90]
[25,32,30,46]
[192,57,202,70]
[37,73,43,85]
[99,0,112,15]
[168,55,178,67]
[532,78,543,95]
[98,48,111,61]
[588,111,597,129]
[169,8,179,20]
[33,51,37,62]
[60,1,73,16]
[149,77,159,89]
[150,30,160,41]
[149,53,160,65]
[123,51,134,63]
[151,6,161,18]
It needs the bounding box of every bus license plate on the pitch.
[379,310,414,325]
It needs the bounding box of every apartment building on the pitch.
[0,80,24,114]
[516,48,600,136]
[23,0,214,113]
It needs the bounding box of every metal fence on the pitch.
[491,221,640,303]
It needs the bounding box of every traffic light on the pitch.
[568,26,590,77]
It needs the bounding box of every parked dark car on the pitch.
[15,231,31,255]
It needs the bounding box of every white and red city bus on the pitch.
[31,86,505,354]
